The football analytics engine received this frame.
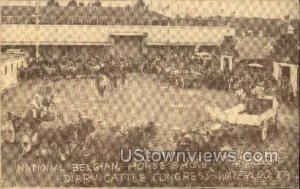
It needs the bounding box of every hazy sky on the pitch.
[1,0,299,19]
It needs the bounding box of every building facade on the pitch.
[0,50,27,91]
[273,62,299,97]
[0,25,235,59]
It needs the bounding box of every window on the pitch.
[224,57,230,70]
[281,66,291,80]
[11,64,13,73]
[5,66,7,75]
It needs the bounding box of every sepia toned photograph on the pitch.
[0,0,299,188]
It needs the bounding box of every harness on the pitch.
[42,95,54,107]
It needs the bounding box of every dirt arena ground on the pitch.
[1,74,240,146]
[1,73,299,186]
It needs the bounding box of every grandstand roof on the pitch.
[0,25,235,46]
[1,53,25,62]
[110,32,148,37]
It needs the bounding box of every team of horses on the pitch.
[18,63,127,98]
[154,60,288,106]
[5,110,157,162]
[18,63,126,82]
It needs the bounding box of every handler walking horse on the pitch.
[101,65,126,88]
[41,64,57,79]
[95,73,110,98]
[57,64,78,78]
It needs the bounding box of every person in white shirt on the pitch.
[31,91,43,119]
[41,88,60,118]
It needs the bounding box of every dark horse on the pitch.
[37,113,95,161]
[17,65,42,80]
[84,121,156,161]
[6,111,95,161]
[100,65,126,88]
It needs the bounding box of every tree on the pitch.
[92,0,101,7]
[273,33,299,64]
[135,0,145,8]
[47,0,59,6]
[67,0,78,7]
[221,36,237,56]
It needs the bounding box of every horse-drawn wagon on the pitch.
[206,95,279,141]
[2,111,55,152]
[173,96,279,152]
[2,111,95,161]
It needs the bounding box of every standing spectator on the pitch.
[67,0,78,7]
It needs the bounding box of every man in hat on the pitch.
[251,82,265,97]
[31,91,43,119]
[41,87,60,118]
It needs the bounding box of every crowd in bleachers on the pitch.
[143,48,296,105]
[17,45,297,105]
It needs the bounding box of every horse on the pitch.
[57,64,78,78]
[17,67,28,81]
[113,66,126,86]
[5,112,31,144]
[235,88,246,101]
[34,113,95,161]
[101,66,126,88]
[20,65,42,80]
[117,121,157,147]
[41,64,57,79]
[5,111,47,154]
[84,121,156,161]
[82,64,101,77]
[95,73,110,98]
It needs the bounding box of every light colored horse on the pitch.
[83,64,101,76]
[41,64,57,79]
[235,89,246,100]
[57,64,78,78]
[95,74,110,98]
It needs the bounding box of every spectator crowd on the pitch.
[17,46,297,106]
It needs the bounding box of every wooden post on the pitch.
[36,1,40,59]
[36,43,40,59]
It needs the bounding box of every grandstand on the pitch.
[0,2,235,58]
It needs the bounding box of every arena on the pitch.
[0,0,299,187]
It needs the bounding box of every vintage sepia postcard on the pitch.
[0,0,299,188]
